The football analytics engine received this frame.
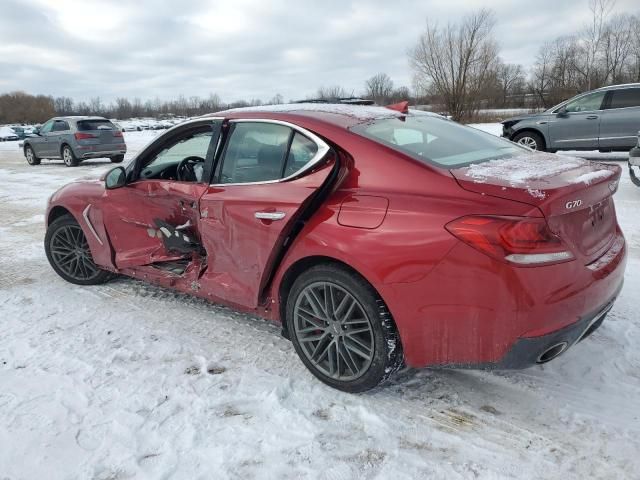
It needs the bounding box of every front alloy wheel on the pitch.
[45,215,112,285]
[25,145,40,165]
[517,136,538,149]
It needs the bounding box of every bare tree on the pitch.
[364,73,394,104]
[574,0,615,89]
[410,8,499,121]
[495,63,525,107]
[530,44,554,108]
[315,85,352,100]
[601,13,635,84]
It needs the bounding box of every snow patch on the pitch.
[465,152,587,186]
[526,188,547,199]
[573,169,614,185]
[220,103,404,121]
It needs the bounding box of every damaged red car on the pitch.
[44,104,626,392]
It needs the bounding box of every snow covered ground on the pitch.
[0,129,639,479]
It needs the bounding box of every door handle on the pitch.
[586,115,599,120]
[255,211,286,221]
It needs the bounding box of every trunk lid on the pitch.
[450,152,621,264]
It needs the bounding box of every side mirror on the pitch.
[33,128,40,136]
[105,166,127,190]
[556,106,568,117]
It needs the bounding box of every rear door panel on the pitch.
[198,160,335,308]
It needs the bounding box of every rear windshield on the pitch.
[351,115,525,168]
[77,120,116,131]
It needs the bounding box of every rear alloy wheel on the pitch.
[24,145,41,165]
[45,215,112,285]
[62,145,79,167]
[513,131,545,151]
[287,264,403,392]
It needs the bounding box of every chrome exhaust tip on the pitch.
[536,342,569,364]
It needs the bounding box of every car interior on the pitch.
[136,122,319,185]
[138,129,212,182]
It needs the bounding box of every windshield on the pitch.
[351,116,525,168]
[77,119,116,131]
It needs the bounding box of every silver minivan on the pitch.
[502,83,640,152]
[23,116,127,167]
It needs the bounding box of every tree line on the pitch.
[410,0,640,120]
[1,0,638,125]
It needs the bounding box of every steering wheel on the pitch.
[176,156,205,182]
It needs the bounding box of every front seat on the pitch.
[256,145,285,181]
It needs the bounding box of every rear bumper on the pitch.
[77,148,126,159]
[387,229,627,369]
[492,288,618,369]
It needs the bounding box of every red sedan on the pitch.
[44,104,626,392]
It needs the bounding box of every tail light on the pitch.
[445,215,574,266]
[113,130,123,137]
[74,132,97,140]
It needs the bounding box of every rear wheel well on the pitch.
[278,256,398,340]
[60,143,71,155]
[48,206,72,226]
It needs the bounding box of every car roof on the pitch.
[596,83,640,91]
[203,103,440,129]
[53,116,109,122]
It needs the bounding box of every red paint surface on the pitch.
[46,110,627,368]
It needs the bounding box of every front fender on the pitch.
[47,181,116,270]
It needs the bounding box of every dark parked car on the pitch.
[44,104,625,392]
[23,116,127,167]
[502,83,640,152]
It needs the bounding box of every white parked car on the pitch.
[0,126,19,142]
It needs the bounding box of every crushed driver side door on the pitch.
[100,119,222,269]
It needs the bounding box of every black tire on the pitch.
[24,145,41,165]
[513,131,546,151]
[110,154,125,163]
[45,214,113,285]
[286,264,404,393]
[61,144,79,167]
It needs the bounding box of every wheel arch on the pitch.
[48,205,73,226]
[512,127,547,149]
[60,142,72,156]
[277,255,400,343]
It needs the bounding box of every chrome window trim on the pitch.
[555,138,599,143]
[603,104,640,112]
[210,118,330,187]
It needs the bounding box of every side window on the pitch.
[608,88,640,109]
[40,120,54,134]
[283,133,318,177]
[52,120,70,132]
[140,129,212,180]
[219,123,291,183]
[564,91,606,113]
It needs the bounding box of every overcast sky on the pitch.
[0,0,637,104]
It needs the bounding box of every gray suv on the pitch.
[23,116,127,167]
[502,83,640,152]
